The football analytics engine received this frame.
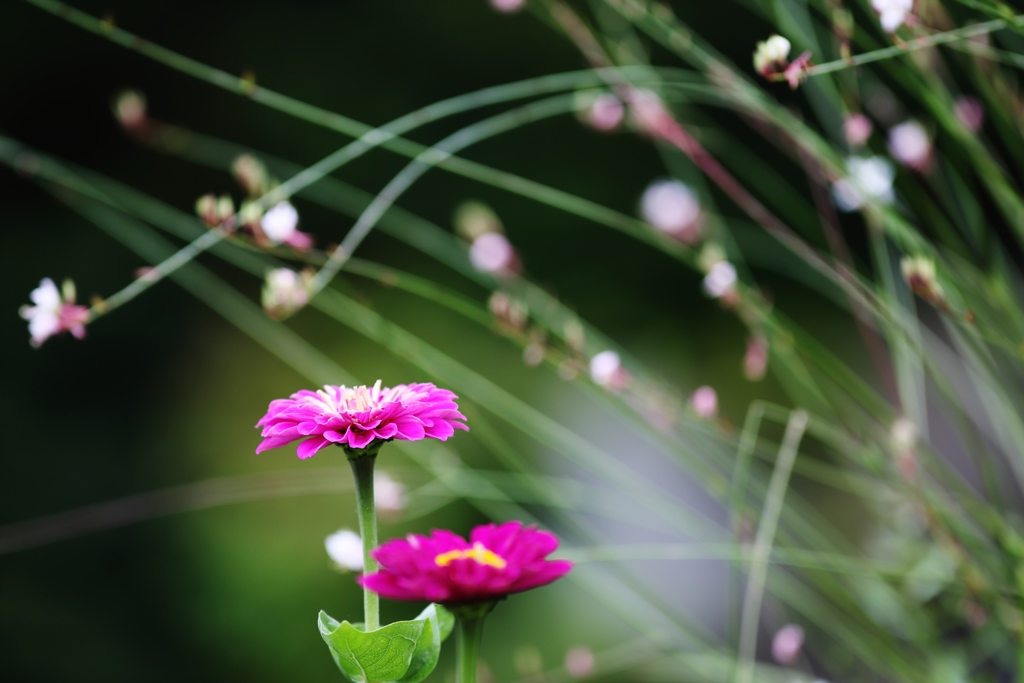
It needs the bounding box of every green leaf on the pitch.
[318,604,448,683]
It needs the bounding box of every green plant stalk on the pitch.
[347,452,380,631]
[735,410,808,683]
[456,616,485,683]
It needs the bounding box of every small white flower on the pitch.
[589,350,621,388]
[872,0,913,33]
[703,261,737,298]
[325,529,364,571]
[469,232,516,274]
[260,201,299,244]
[753,35,791,75]
[20,278,62,346]
[375,471,407,514]
[832,156,895,211]
[114,90,146,130]
[641,179,701,241]
[261,268,309,319]
[888,121,930,170]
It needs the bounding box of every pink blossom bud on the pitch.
[324,529,363,571]
[900,255,944,305]
[888,121,931,171]
[744,335,769,381]
[490,0,525,12]
[585,93,624,132]
[113,90,147,130]
[954,97,984,132]
[843,113,873,147]
[771,624,805,664]
[470,232,518,274]
[564,647,595,678]
[690,386,718,419]
[641,179,702,243]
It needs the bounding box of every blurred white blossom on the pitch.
[375,471,408,515]
[753,35,791,77]
[832,156,895,211]
[325,529,363,571]
[703,261,737,298]
[888,121,931,171]
[470,232,517,274]
[589,350,625,389]
[564,647,595,678]
[872,0,913,33]
[772,624,805,664]
[641,179,702,243]
[261,268,309,320]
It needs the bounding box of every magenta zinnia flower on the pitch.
[358,521,572,604]
[255,381,468,458]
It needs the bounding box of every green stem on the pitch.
[456,615,485,683]
[348,453,379,631]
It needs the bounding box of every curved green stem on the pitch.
[348,453,379,631]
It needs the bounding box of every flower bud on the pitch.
[195,193,236,229]
[690,386,718,419]
[470,232,518,275]
[113,90,147,131]
[261,268,310,319]
[843,113,873,147]
[490,0,525,12]
[744,335,769,381]
[832,156,895,211]
[577,91,624,132]
[589,350,628,390]
[771,624,805,664]
[753,35,791,77]
[375,471,408,516]
[455,201,503,243]
[703,261,737,299]
[641,179,702,244]
[954,97,984,132]
[888,121,931,171]
[900,255,944,305]
[564,647,595,678]
[232,154,270,197]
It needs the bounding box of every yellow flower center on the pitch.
[434,543,507,569]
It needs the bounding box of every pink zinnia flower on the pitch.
[359,521,573,604]
[255,381,468,458]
